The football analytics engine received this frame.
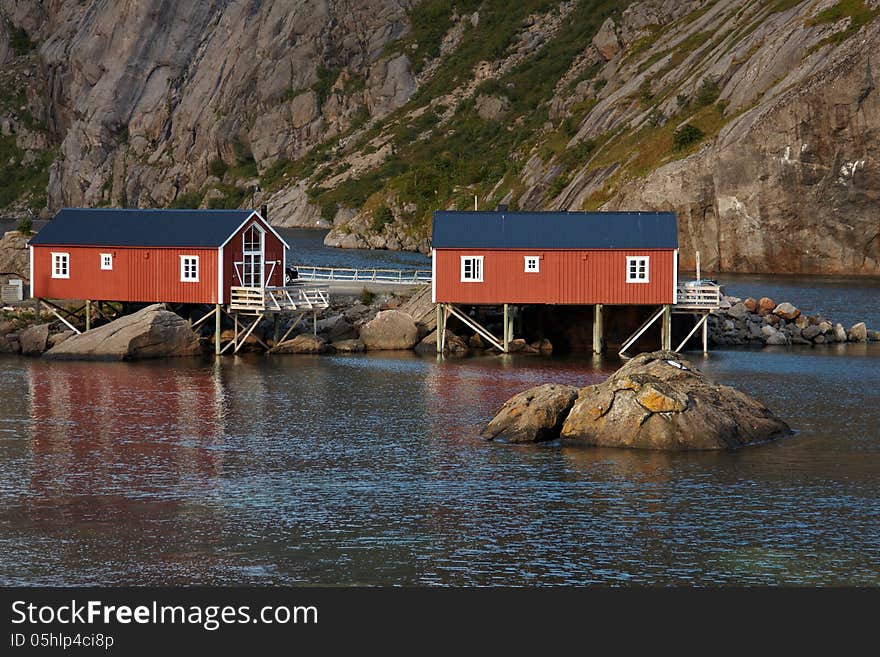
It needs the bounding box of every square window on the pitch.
[51,252,70,279]
[626,256,649,283]
[180,255,199,282]
[524,256,540,273]
[100,253,113,270]
[460,256,484,282]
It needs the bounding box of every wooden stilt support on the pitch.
[214,304,221,355]
[440,305,448,352]
[593,304,604,354]
[313,313,317,336]
[445,304,504,352]
[619,306,666,357]
[273,314,280,345]
[662,305,672,351]
[436,303,443,354]
[675,312,709,353]
[503,304,509,353]
[702,311,709,355]
[85,300,91,331]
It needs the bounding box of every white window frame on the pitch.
[100,253,113,270]
[626,256,650,283]
[524,255,540,273]
[51,252,70,279]
[460,255,484,282]
[180,255,200,283]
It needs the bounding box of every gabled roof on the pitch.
[432,211,678,249]
[28,208,284,248]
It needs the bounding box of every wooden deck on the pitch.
[229,283,330,312]
[674,282,722,310]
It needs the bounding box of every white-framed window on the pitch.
[51,252,70,279]
[180,255,200,282]
[460,255,484,282]
[100,253,113,270]
[524,255,540,273]
[626,256,650,283]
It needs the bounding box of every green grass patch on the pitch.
[313,66,341,107]
[169,189,206,209]
[0,135,52,211]
[206,184,248,210]
[807,0,879,49]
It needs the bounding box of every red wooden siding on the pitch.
[434,249,675,305]
[32,245,219,304]
[221,215,285,302]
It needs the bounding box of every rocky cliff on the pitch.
[1,0,878,274]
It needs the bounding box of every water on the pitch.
[280,228,430,270]
[1,337,879,586]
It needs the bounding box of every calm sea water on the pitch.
[0,230,878,585]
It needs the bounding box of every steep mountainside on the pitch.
[1,0,878,274]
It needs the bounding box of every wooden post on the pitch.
[503,304,509,353]
[702,311,709,355]
[662,305,672,351]
[313,312,317,336]
[85,300,91,331]
[273,314,280,345]
[436,304,443,354]
[214,304,221,355]
[593,303,604,354]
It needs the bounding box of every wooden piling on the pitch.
[214,304,221,355]
[593,303,604,354]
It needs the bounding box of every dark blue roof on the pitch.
[432,211,678,249]
[28,208,258,247]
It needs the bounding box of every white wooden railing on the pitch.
[294,265,432,285]
[675,282,722,309]
[229,283,330,312]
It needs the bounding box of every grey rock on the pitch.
[834,323,848,342]
[331,338,365,353]
[848,322,867,342]
[481,384,579,443]
[415,329,468,355]
[728,302,748,319]
[359,309,418,350]
[272,334,331,354]
[560,351,791,450]
[802,324,821,340]
[20,324,50,356]
[44,305,201,360]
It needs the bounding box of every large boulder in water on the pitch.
[271,334,331,354]
[44,304,202,360]
[481,384,579,443]
[560,351,791,450]
[359,309,418,350]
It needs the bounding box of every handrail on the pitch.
[294,265,432,284]
[229,284,330,312]
[675,281,722,309]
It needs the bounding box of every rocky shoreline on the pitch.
[707,295,879,347]
[2,286,879,359]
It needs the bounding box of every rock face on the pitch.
[4,1,880,275]
[560,351,790,450]
[359,309,418,350]
[44,304,201,360]
[481,384,579,444]
[0,232,30,282]
[19,323,49,355]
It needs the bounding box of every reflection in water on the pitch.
[1,344,879,586]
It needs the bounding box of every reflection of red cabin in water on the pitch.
[28,208,289,304]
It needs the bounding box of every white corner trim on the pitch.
[431,249,436,303]
[218,211,291,251]
[217,247,224,303]
[673,249,679,304]
[29,245,34,297]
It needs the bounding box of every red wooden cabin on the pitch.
[29,208,289,305]
[431,210,679,306]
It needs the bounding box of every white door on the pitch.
[242,225,264,288]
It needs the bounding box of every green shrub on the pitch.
[360,288,375,305]
[7,22,33,56]
[372,205,394,232]
[169,190,205,209]
[672,123,704,151]
[695,78,720,107]
[313,66,341,107]
[320,202,338,223]
[208,158,228,178]
[16,216,33,235]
